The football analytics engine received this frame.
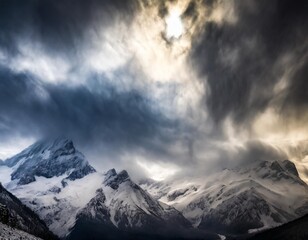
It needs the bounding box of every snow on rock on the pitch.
[4,137,306,237]
[69,169,191,237]
[6,172,103,237]
[4,137,95,185]
[140,159,308,235]
[0,138,190,238]
[0,138,100,237]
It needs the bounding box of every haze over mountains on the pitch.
[0,138,308,239]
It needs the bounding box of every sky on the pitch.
[0,0,307,181]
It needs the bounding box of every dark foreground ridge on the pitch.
[0,183,57,240]
[249,213,308,240]
[67,219,220,240]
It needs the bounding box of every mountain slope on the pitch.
[67,169,208,240]
[140,159,308,236]
[0,222,43,240]
[5,138,95,185]
[3,137,306,238]
[249,214,308,240]
[0,138,101,237]
[0,138,212,239]
[0,183,56,239]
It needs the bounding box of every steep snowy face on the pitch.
[0,183,55,239]
[198,186,293,235]
[76,188,113,225]
[140,159,308,235]
[4,138,95,185]
[0,138,100,237]
[4,171,103,238]
[0,139,191,238]
[70,169,191,237]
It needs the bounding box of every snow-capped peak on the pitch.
[140,158,308,235]
[4,137,95,185]
[69,168,191,238]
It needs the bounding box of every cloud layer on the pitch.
[0,0,307,180]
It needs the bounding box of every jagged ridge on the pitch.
[68,168,194,239]
[4,138,95,185]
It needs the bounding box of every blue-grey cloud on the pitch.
[0,0,307,179]
[0,66,181,152]
[191,0,308,127]
[0,0,138,56]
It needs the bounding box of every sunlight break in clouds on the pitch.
[137,160,180,181]
[0,0,307,183]
[165,7,184,39]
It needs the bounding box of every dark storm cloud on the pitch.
[0,66,180,159]
[0,0,307,178]
[0,0,138,56]
[173,139,289,179]
[280,59,308,116]
[0,0,198,173]
[191,0,308,126]
[233,140,288,166]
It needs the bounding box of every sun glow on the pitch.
[165,9,184,39]
[137,160,179,181]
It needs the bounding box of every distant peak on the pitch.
[104,169,130,190]
[41,137,75,149]
[118,170,129,180]
[105,168,117,177]
[4,136,95,185]
[282,159,299,177]
[54,137,74,145]
[103,169,117,186]
[21,137,76,157]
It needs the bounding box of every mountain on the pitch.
[0,222,43,240]
[0,138,100,237]
[0,138,216,239]
[249,213,308,240]
[140,159,308,237]
[5,138,95,185]
[0,182,55,239]
[2,137,307,239]
[67,169,214,240]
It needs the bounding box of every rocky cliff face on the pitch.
[5,138,95,185]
